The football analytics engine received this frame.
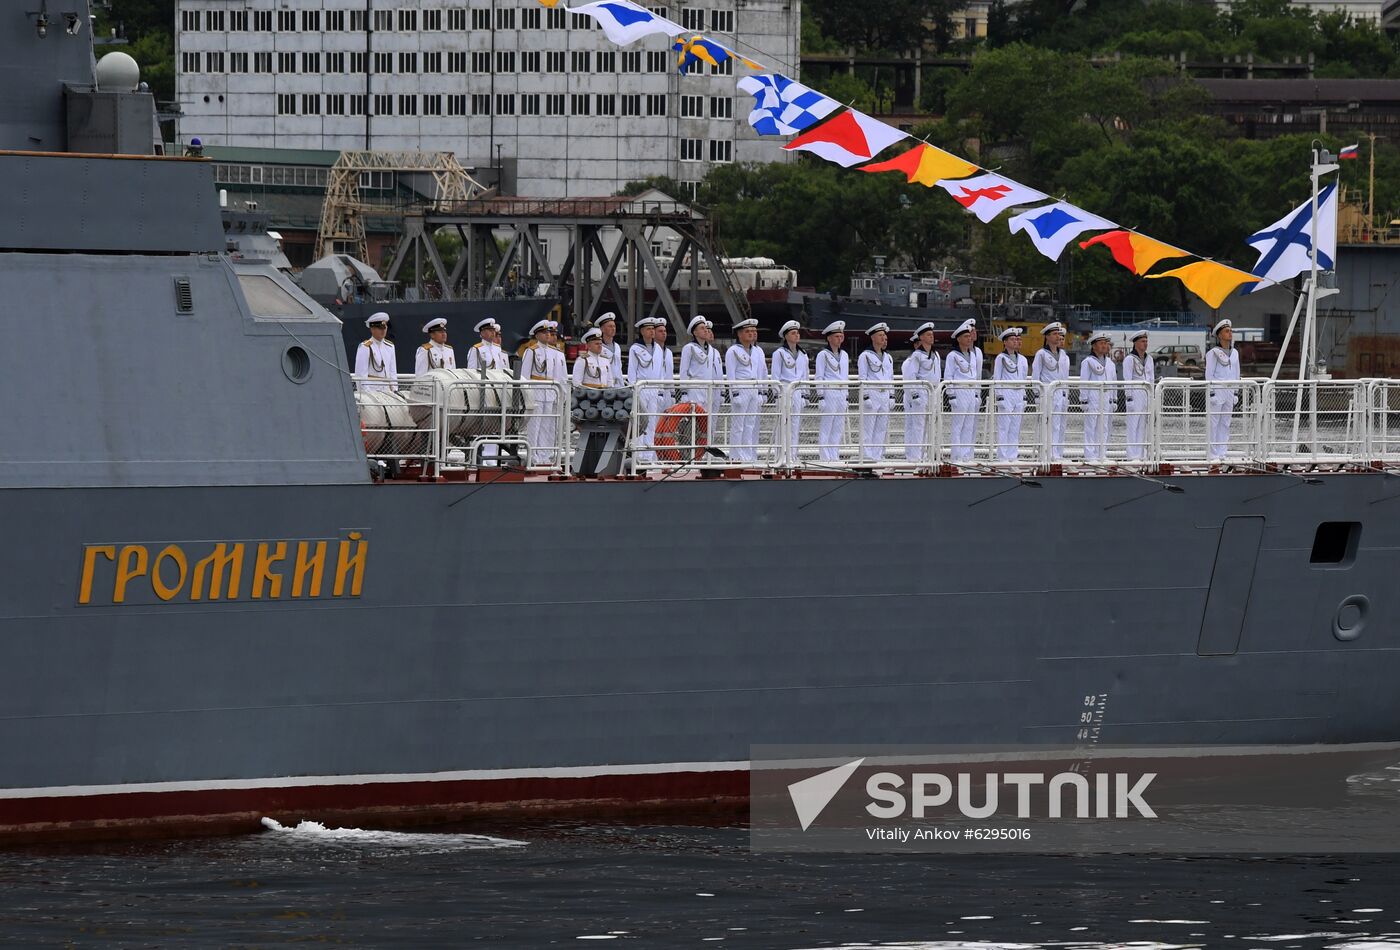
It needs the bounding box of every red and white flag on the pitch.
[934,172,1050,224]
[782,110,909,168]
[1339,143,1359,160]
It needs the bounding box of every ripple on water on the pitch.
[257,817,527,852]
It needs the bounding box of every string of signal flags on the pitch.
[534,0,1331,309]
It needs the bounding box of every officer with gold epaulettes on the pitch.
[466,318,511,373]
[354,312,398,392]
[519,319,568,465]
[415,317,456,375]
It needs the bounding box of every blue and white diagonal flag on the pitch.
[1245,183,1337,291]
[1007,201,1115,261]
[736,73,840,136]
[570,0,685,46]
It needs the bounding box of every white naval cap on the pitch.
[687,314,708,335]
[912,322,936,337]
[998,326,1024,341]
[779,319,802,336]
[1130,329,1150,342]
[822,320,846,336]
[733,317,759,331]
[953,318,977,338]
[421,317,447,334]
[595,311,618,326]
[581,327,602,342]
[1213,318,1232,335]
[1088,329,1113,345]
[1042,321,1066,336]
[529,318,552,335]
[365,312,390,327]
[867,322,890,336]
[473,318,499,334]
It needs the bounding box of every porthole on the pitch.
[1333,594,1369,642]
[282,345,311,384]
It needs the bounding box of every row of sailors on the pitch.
[357,311,1245,464]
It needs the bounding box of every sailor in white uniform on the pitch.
[857,322,894,462]
[414,317,456,375]
[572,327,615,389]
[992,326,1029,462]
[725,317,769,462]
[679,315,723,412]
[815,321,850,462]
[1205,318,1241,461]
[770,319,810,459]
[518,319,568,465]
[1121,329,1155,460]
[900,322,940,464]
[652,318,676,408]
[1079,329,1117,462]
[943,318,982,462]
[354,312,398,392]
[1032,321,1071,461]
[628,318,661,463]
[465,318,511,373]
[595,312,626,385]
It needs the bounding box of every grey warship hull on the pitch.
[2,473,1398,837]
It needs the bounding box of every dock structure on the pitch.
[384,195,750,335]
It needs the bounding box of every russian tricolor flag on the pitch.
[1340,143,1360,160]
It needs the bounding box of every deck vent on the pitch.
[174,277,194,315]
[1310,522,1361,566]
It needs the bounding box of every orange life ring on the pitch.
[653,402,709,463]
[938,278,952,293]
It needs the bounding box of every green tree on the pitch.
[806,0,962,54]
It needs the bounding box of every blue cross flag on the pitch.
[736,73,839,136]
[1245,183,1337,292]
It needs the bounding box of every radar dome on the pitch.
[95,52,140,93]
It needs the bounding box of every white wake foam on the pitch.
[259,816,527,850]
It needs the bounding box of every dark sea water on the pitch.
[3,813,1400,948]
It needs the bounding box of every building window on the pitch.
[522,51,541,72]
[522,7,541,30]
[965,16,978,37]
[374,10,393,31]
[359,171,394,190]
[374,52,393,73]
[621,94,642,117]
[679,180,700,200]
[301,10,320,31]
[448,52,467,73]
[596,94,616,115]
[571,93,591,115]
[710,9,734,32]
[278,10,296,31]
[571,51,591,72]
[302,52,320,73]
[254,10,272,31]
[424,51,442,72]
[350,95,367,116]
[230,52,248,73]
[473,93,492,115]
[547,7,566,28]
[181,51,200,73]
[302,94,321,115]
[522,94,541,115]
[180,10,199,31]
[277,94,296,116]
[710,96,733,119]
[349,10,365,31]
[398,9,417,31]
[571,12,594,29]
[496,94,515,115]
[647,51,668,72]
[424,95,443,116]
[230,10,247,31]
[398,94,418,116]
[424,9,442,30]
[681,95,703,118]
[547,51,565,73]
[710,59,733,76]
[278,52,297,74]
[647,94,666,116]
[472,9,491,29]
[472,51,491,73]
[546,93,565,115]
[328,94,346,115]
[399,52,418,73]
[496,7,515,29]
[374,94,393,115]
[254,51,272,73]
[327,10,344,31]
[622,51,641,73]
[496,51,516,73]
[681,8,705,30]
[447,9,466,30]
[709,139,732,162]
[327,52,345,73]
[205,9,224,31]
[680,138,702,161]
[596,51,616,73]
[448,95,467,116]
[350,52,367,73]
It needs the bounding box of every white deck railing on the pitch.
[357,375,1400,475]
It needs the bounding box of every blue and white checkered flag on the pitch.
[737,73,840,136]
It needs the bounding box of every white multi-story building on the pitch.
[175,0,802,198]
